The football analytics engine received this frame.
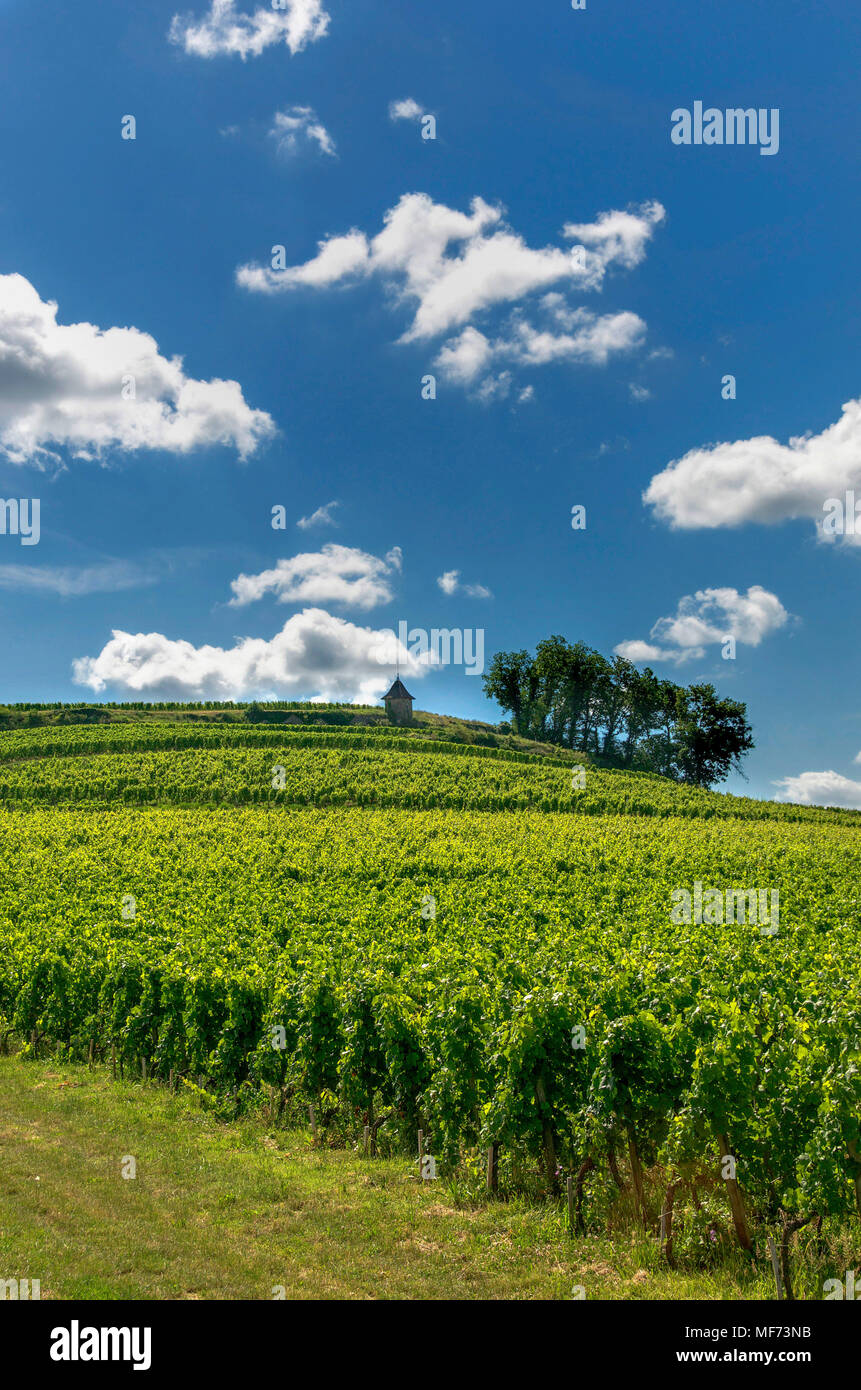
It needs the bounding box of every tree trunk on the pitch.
[486,1142,500,1195]
[661,1180,681,1266]
[575,1157,595,1234]
[717,1132,753,1252]
[780,1213,814,1302]
[534,1075,558,1193]
[627,1127,648,1228]
[369,1108,391,1156]
[849,1142,861,1221]
[607,1141,627,1192]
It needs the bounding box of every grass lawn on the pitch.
[0,1056,777,1300]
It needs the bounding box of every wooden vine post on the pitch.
[766,1234,784,1299]
[486,1143,499,1195]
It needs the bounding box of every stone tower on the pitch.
[383,677,414,725]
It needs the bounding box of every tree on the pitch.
[482,650,537,738]
[483,639,755,787]
[533,636,571,744]
[620,666,663,767]
[594,655,637,759]
[674,684,755,789]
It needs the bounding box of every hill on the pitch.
[1,708,859,1299]
[0,716,856,824]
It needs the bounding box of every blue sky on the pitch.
[1,0,860,804]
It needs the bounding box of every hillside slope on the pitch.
[0,719,857,824]
[1,713,859,1275]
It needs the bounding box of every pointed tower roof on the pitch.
[384,677,414,700]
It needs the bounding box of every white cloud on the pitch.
[562,205,666,271]
[629,383,651,401]
[501,308,646,368]
[0,274,275,467]
[297,499,339,529]
[434,306,646,391]
[169,0,329,59]
[0,560,159,597]
[236,193,664,375]
[773,770,861,810]
[474,372,512,404]
[229,543,401,610]
[73,607,424,703]
[434,326,494,384]
[436,569,492,599]
[269,106,336,158]
[613,639,666,664]
[644,393,861,542]
[389,98,424,122]
[614,585,789,665]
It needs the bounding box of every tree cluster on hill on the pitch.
[483,636,754,788]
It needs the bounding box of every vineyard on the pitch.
[0,723,857,825]
[1,718,860,1294]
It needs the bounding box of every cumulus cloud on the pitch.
[435,304,647,392]
[389,98,424,122]
[644,394,861,542]
[269,106,335,158]
[437,569,492,599]
[434,325,494,384]
[73,608,424,703]
[229,544,402,610]
[0,274,275,467]
[614,585,789,665]
[236,193,664,392]
[169,0,329,59]
[629,383,651,402]
[773,769,861,810]
[297,499,339,529]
